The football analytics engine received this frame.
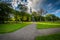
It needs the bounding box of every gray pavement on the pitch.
[0,23,60,40]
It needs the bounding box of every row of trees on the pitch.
[32,12,60,22]
[0,2,14,23]
[0,2,31,24]
[0,2,60,24]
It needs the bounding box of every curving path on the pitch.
[0,23,60,40]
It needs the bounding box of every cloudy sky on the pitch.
[27,0,60,17]
[41,0,60,17]
[3,0,60,17]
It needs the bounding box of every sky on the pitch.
[1,0,60,17]
[41,0,60,17]
[26,0,60,17]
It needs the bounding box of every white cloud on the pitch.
[3,0,44,12]
[51,9,60,17]
[55,9,60,13]
[28,0,43,11]
[48,3,53,10]
[51,9,60,14]
[48,3,52,7]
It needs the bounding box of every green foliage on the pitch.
[20,12,31,22]
[0,3,14,23]
[0,3,31,23]
[18,3,31,22]
[32,12,60,22]
[45,14,60,21]
[18,3,28,12]
[0,3,60,23]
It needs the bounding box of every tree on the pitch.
[32,12,38,22]
[14,10,21,23]
[45,14,59,22]
[38,8,47,21]
[18,3,28,12]
[20,12,31,22]
[25,13,32,22]
[18,3,28,22]
[0,3,14,23]
[32,11,45,22]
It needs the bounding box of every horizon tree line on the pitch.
[0,2,60,24]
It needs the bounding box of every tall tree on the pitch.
[45,14,59,22]
[18,3,28,22]
[0,3,14,23]
[38,8,47,21]
[18,3,28,12]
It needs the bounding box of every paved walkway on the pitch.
[0,23,60,40]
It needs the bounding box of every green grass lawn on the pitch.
[0,22,31,34]
[36,22,60,29]
[35,33,60,40]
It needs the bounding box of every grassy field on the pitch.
[0,22,31,34]
[35,33,60,40]
[36,22,60,29]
